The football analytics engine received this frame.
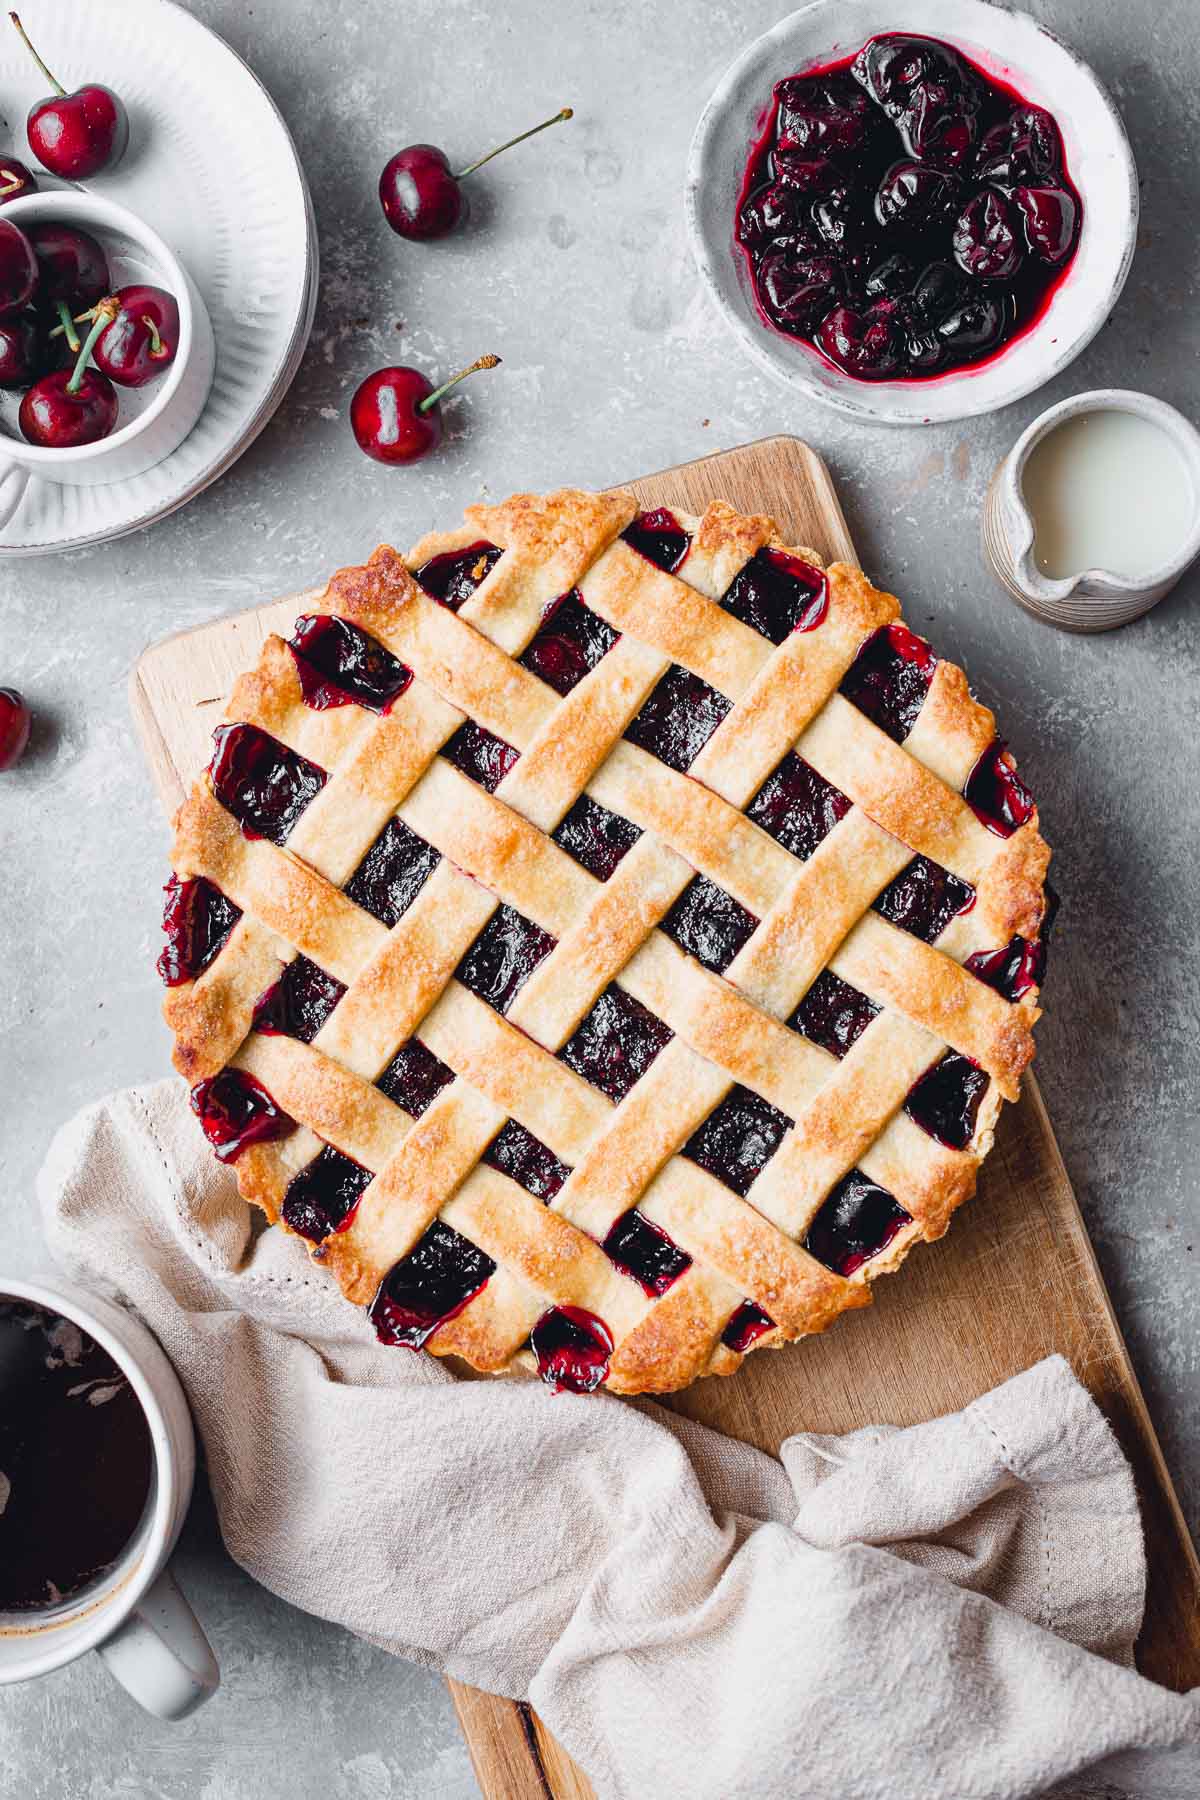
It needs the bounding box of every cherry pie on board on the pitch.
[159,488,1052,1396]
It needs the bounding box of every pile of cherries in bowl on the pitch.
[0,215,178,447]
[735,32,1082,381]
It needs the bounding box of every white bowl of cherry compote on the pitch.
[686,0,1137,424]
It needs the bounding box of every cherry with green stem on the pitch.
[20,296,119,447]
[10,11,128,180]
[380,107,573,241]
[350,354,501,464]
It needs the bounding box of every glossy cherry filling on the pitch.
[209,723,327,845]
[414,540,502,610]
[966,884,1056,1000]
[376,1038,456,1116]
[482,1119,570,1202]
[558,985,673,1104]
[551,795,642,881]
[456,905,556,1014]
[345,817,440,927]
[441,720,520,792]
[805,1170,911,1276]
[661,874,757,974]
[519,590,618,696]
[252,955,345,1043]
[964,739,1035,836]
[288,615,412,712]
[603,1208,692,1296]
[683,1086,793,1197]
[789,969,880,1057]
[721,1300,776,1353]
[190,1069,296,1163]
[530,1305,614,1394]
[747,752,852,860]
[875,854,975,942]
[904,1051,990,1149]
[282,1145,372,1242]
[621,508,691,573]
[735,35,1082,382]
[370,1220,495,1349]
[839,623,936,742]
[157,874,241,986]
[624,665,733,773]
[720,547,829,644]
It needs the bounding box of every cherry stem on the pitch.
[48,304,96,340]
[66,298,117,395]
[55,299,80,354]
[455,107,573,180]
[0,170,24,197]
[8,13,65,97]
[141,313,165,357]
[416,354,502,415]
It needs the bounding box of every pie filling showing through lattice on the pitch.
[159,488,1053,1397]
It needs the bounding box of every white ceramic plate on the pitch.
[0,0,315,554]
[686,0,1138,426]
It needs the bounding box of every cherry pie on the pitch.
[160,488,1052,1395]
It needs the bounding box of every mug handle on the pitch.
[0,458,28,533]
[96,1563,219,1720]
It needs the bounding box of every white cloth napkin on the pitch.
[37,1080,1200,1800]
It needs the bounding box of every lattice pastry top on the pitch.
[160,487,1052,1397]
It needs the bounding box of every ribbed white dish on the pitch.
[0,0,315,555]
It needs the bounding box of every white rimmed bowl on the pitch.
[0,191,214,525]
[686,0,1138,426]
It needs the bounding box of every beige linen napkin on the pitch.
[37,1081,1200,1800]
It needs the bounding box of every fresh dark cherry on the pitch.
[441,719,519,792]
[558,985,672,1104]
[157,874,241,986]
[27,221,109,306]
[603,1209,691,1297]
[840,622,935,742]
[345,817,440,927]
[89,284,179,387]
[805,1170,910,1277]
[721,1300,775,1353]
[414,540,502,609]
[375,1038,456,1117]
[874,855,975,942]
[0,310,40,386]
[289,614,411,712]
[964,740,1035,836]
[371,1221,495,1350]
[19,363,117,448]
[482,1119,570,1202]
[661,874,757,975]
[209,722,327,844]
[456,904,555,1014]
[530,1305,613,1394]
[551,794,641,881]
[747,752,851,861]
[683,1086,792,1197]
[190,1069,295,1163]
[519,590,617,695]
[0,154,36,203]
[380,108,572,240]
[282,1146,372,1243]
[12,12,128,178]
[720,547,828,643]
[904,1051,990,1150]
[350,355,500,465]
[621,508,691,573]
[0,217,36,316]
[252,955,345,1043]
[624,665,731,772]
[0,685,31,769]
[789,969,879,1058]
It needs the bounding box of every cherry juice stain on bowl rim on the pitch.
[733,32,1082,385]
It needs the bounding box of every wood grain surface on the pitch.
[131,435,1200,1799]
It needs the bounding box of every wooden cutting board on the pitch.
[131,435,1200,1799]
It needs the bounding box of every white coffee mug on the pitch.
[0,1275,219,1719]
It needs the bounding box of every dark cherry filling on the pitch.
[620,508,692,573]
[376,1038,456,1116]
[370,1220,495,1350]
[558,986,673,1104]
[805,1169,911,1276]
[747,752,852,860]
[964,739,1035,837]
[904,1051,990,1150]
[209,723,327,845]
[282,1146,372,1242]
[874,855,975,942]
[551,794,642,881]
[414,540,502,611]
[441,720,520,792]
[735,34,1082,382]
[157,874,241,986]
[966,883,1058,1002]
[720,547,829,644]
[839,623,936,742]
[345,817,440,927]
[190,1069,296,1163]
[721,1300,776,1353]
[603,1209,692,1297]
[252,954,345,1043]
[789,968,880,1057]
[482,1119,570,1202]
[662,874,758,975]
[624,665,732,773]
[288,615,412,713]
[683,1086,793,1196]
[530,1305,614,1394]
[519,590,618,696]
[456,905,556,1014]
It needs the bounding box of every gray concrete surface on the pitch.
[1,0,1197,1792]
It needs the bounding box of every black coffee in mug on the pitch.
[0,1299,154,1612]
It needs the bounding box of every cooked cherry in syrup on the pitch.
[964,739,1036,836]
[624,665,732,773]
[551,794,642,881]
[376,1038,456,1116]
[441,720,520,792]
[530,1305,614,1393]
[370,1221,495,1349]
[683,1086,793,1196]
[661,874,757,974]
[736,34,1082,381]
[720,547,829,643]
[456,905,556,1014]
[840,623,936,742]
[209,723,327,845]
[190,1068,296,1162]
[603,1209,692,1297]
[621,508,692,573]
[558,985,673,1104]
[747,752,851,860]
[157,874,241,986]
[414,541,502,610]
[874,854,974,942]
[805,1170,911,1276]
[721,1299,776,1354]
[966,885,1057,1002]
[789,969,880,1058]
[482,1119,570,1201]
[282,1146,372,1242]
[345,817,440,927]
[519,590,618,696]
[252,955,346,1043]
[288,615,411,713]
[904,1051,990,1149]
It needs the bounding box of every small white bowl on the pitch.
[0,191,214,526]
[686,0,1138,426]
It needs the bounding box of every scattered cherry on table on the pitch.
[0,687,31,769]
[380,106,572,240]
[0,217,37,316]
[20,295,119,447]
[0,154,36,204]
[9,11,128,180]
[89,284,179,386]
[350,353,501,464]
